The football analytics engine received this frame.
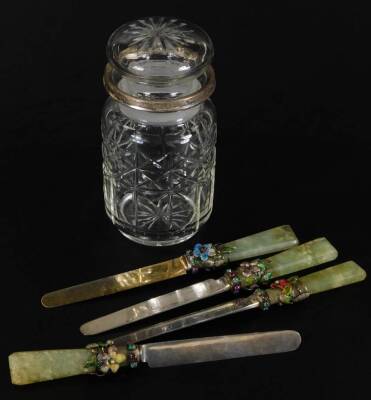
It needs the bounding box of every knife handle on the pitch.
[222,225,298,262]
[8,342,138,385]
[298,261,366,294]
[223,238,337,293]
[186,225,298,272]
[264,237,338,279]
[261,261,366,308]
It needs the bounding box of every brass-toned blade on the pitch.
[41,257,188,308]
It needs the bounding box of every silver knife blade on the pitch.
[115,297,259,345]
[141,331,301,367]
[80,278,229,335]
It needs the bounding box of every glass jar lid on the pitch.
[106,17,214,83]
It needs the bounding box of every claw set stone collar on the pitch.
[270,277,310,305]
[224,259,273,294]
[186,243,235,273]
[85,341,126,375]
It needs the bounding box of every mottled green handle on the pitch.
[9,342,132,385]
[300,261,366,294]
[9,349,94,385]
[265,261,366,306]
[224,225,298,262]
[265,237,338,279]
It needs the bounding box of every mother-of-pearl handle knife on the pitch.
[117,261,366,344]
[80,237,337,335]
[9,330,301,385]
[41,225,298,308]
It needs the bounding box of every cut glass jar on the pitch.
[102,17,217,246]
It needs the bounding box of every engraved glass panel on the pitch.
[102,98,216,245]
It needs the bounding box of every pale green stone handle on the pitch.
[8,349,94,385]
[265,261,366,306]
[300,261,366,294]
[224,225,298,262]
[265,238,338,279]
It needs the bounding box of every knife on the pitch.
[9,330,301,385]
[118,261,366,344]
[80,237,337,335]
[41,225,298,308]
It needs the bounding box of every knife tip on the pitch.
[41,293,75,308]
[287,330,302,350]
[80,323,97,336]
[41,294,54,308]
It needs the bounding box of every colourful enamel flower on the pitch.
[193,243,212,261]
[271,279,289,290]
[85,341,126,375]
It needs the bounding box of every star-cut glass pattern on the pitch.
[102,103,216,240]
[125,17,196,53]
[108,16,213,81]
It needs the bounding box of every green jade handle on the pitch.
[222,237,338,293]
[186,225,298,271]
[250,261,366,310]
[9,342,140,386]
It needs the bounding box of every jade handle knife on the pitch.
[80,237,337,335]
[8,330,301,385]
[41,225,298,307]
[117,261,366,344]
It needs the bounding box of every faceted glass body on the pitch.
[102,98,216,246]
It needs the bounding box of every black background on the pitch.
[2,2,371,399]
